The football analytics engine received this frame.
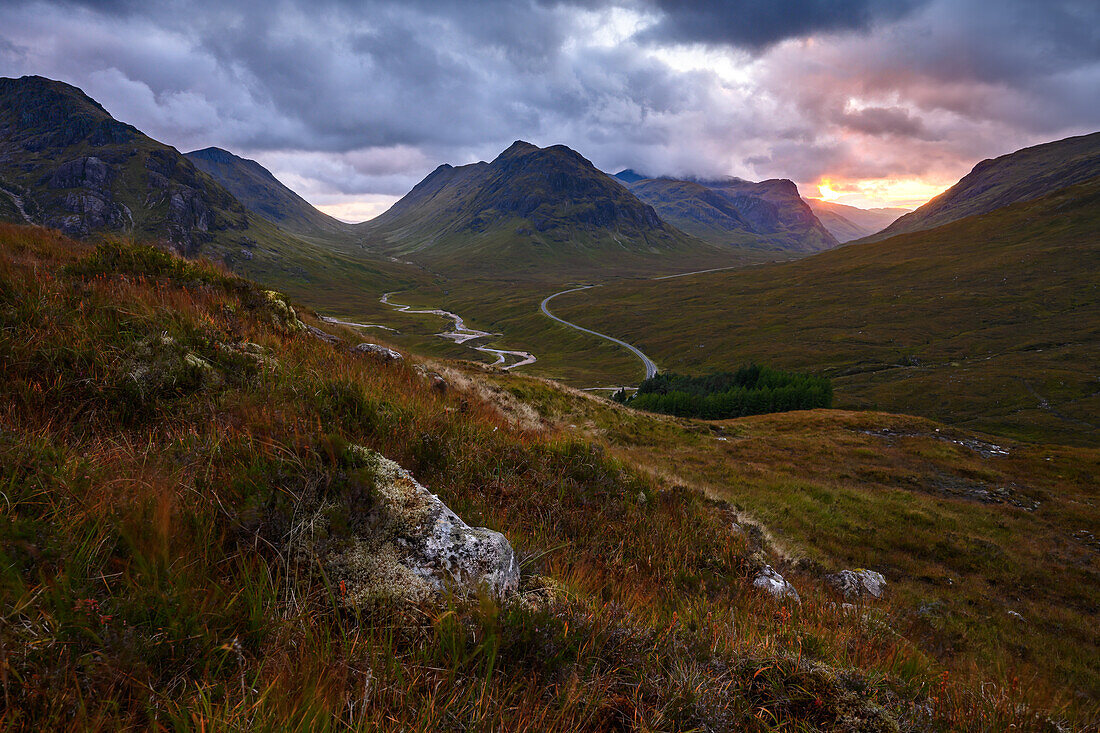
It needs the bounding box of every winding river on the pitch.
[380,292,537,370]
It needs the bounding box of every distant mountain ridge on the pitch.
[865,131,1100,241]
[186,146,351,237]
[360,140,735,276]
[614,171,839,253]
[804,198,909,242]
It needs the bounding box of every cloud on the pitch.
[0,0,1096,214]
[635,0,930,51]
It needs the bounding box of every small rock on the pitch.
[183,352,215,372]
[305,324,342,345]
[753,565,800,602]
[353,342,403,362]
[826,569,887,601]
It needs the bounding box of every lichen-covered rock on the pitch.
[825,569,886,601]
[753,565,800,602]
[353,342,403,362]
[263,290,307,331]
[122,335,222,401]
[306,449,518,605]
[218,341,278,369]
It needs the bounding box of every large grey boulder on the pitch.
[307,449,519,605]
[826,569,886,601]
[753,565,800,602]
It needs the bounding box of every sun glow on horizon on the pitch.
[817,179,842,200]
[807,176,949,209]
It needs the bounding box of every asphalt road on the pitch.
[540,285,658,380]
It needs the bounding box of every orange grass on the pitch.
[0,224,1086,731]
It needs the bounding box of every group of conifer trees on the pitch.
[613,364,832,419]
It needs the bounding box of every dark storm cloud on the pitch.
[0,0,1097,211]
[636,0,930,51]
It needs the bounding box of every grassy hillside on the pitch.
[491,374,1099,708]
[550,177,1100,446]
[2,222,1089,730]
[867,132,1100,242]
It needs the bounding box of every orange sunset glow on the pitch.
[808,176,950,209]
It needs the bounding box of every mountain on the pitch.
[866,131,1100,241]
[0,75,431,319]
[546,175,1100,447]
[803,199,909,242]
[614,172,839,253]
[360,141,735,276]
[0,75,252,254]
[185,146,351,237]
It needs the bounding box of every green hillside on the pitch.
[867,131,1100,242]
[549,177,1100,446]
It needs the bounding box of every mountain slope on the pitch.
[804,198,909,242]
[185,146,351,236]
[0,75,427,314]
[0,75,252,254]
[549,176,1100,446]
[360,141,737,277]
[866,131,1100,241]
[615,172,839,253]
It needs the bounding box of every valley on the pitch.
[1,69,1098,730]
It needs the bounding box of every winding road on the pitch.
[540,285,658,380]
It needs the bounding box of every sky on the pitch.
[1,0,1098,221]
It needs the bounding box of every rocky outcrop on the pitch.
[303,448,519,605]
[754,565,800,602]
[36,155,130,236]
[48,156,112,190]
[353,342,403,362]
[825,569,886,601]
